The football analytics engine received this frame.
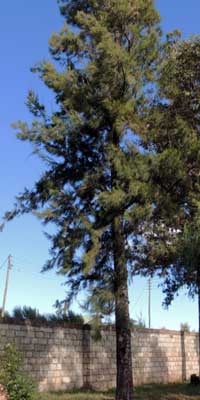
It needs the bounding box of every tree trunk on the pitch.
[112,217,134,400]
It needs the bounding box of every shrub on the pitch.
[0,343,36,400]
[1,305,84,325]
[12,306,46,323]
[180,322,191,332]
[47,309,84,324]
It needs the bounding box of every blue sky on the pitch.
[0,0,200,330]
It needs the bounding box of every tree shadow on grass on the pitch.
[135,383,200,400]
[38,384,200,400]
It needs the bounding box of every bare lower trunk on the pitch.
[113,218,134,400]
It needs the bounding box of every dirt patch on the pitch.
[0,385,8,400]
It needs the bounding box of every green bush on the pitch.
[0,343,36,400]
[1,305,84,325]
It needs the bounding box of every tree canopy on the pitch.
[8,0,161,306]
[135,36,200,279]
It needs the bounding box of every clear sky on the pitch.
[0,0,200,330]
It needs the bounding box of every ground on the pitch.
[38,383,200,400]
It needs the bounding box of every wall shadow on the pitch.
[82,325,91,389]
[180,331,187,381]
[2,323,199,392]
[148,335,169,385]
[132,330,169,386]
[0,322,117,392]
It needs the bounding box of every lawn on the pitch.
[38,383,200,400]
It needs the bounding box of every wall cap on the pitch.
[0,320,197,335]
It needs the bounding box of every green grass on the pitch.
[37,388,114,400]
[136,383,200,399]
[37,383,200,400]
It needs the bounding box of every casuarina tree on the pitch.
[6,1,161,398]
[136,36,200,374]
[161,218,200,375]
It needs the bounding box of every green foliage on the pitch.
[47,307,84,324]
[180,322,191,333]
[130,313,146,329]
[5,2,164,394]
[12,306,46,322]
[134,35,200,314]
[2,305,84,325]
[6,0,162,320]
[0,309,11,319]
[0,343,36,400]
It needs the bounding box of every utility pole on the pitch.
[1,255,12,318]
[148,278,151,329]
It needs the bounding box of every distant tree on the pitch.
[47,309,84,324]
[4,305,84,324]
[130,313,146,329]
[5,1,162,398]
[12,306,46,322]
[0,309,10,320]
[180,322,190,333]
[136,313,146,329]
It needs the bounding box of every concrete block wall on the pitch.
[0,322,198,391]
[131,329,199,386]
[0,323,83,391]
[87,329,199,390]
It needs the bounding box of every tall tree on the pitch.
[135,36,200,374]
[6,1,161,398]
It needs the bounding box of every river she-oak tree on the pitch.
[6,1,197,399]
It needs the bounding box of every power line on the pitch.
[134,285,146,306]
[13,256,44,275]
